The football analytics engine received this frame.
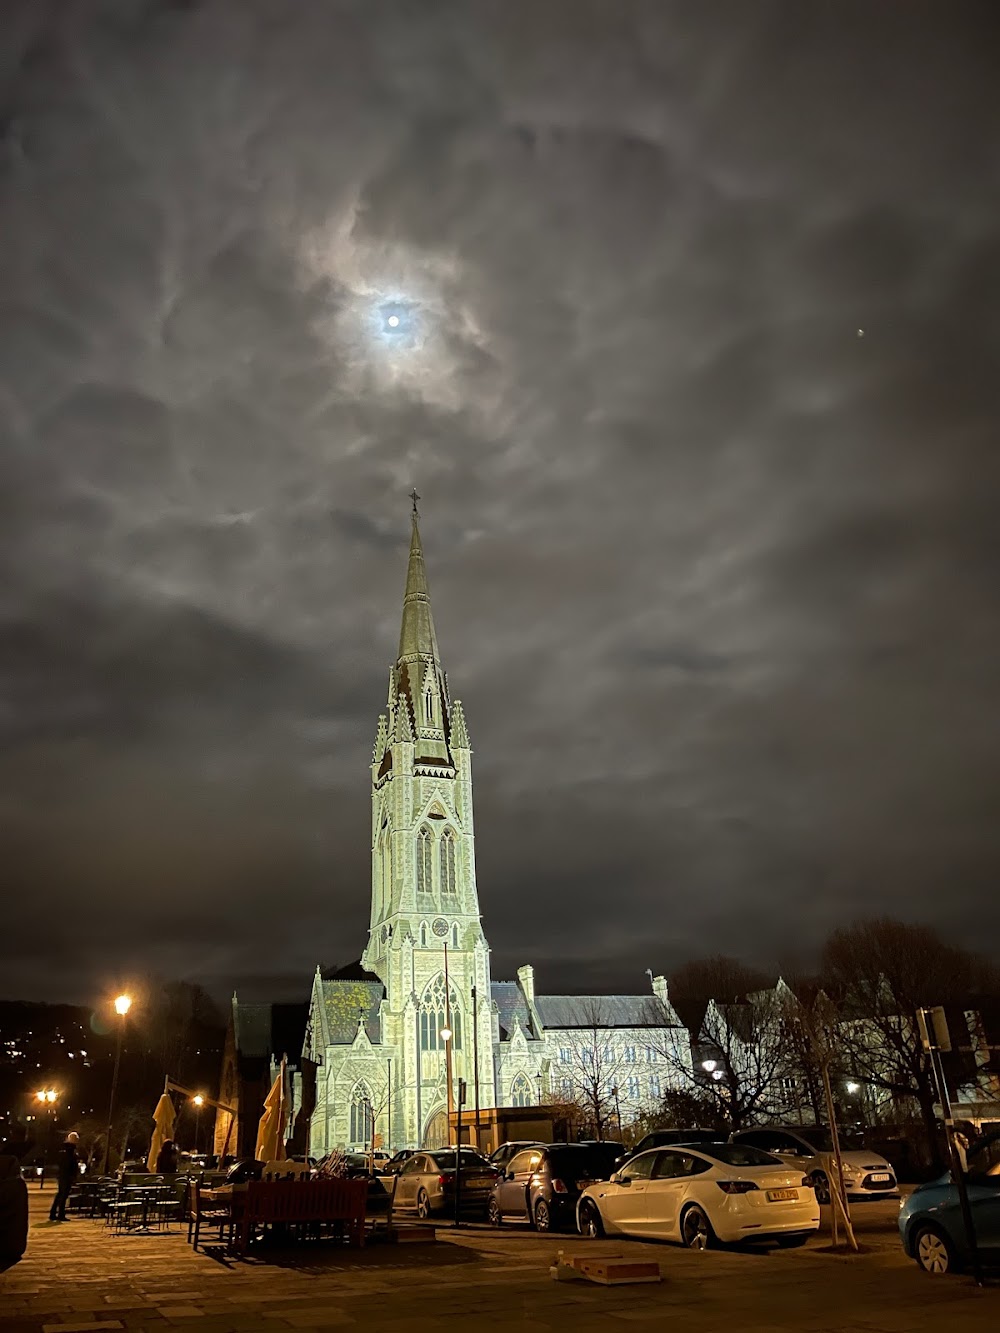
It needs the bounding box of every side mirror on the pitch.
[611,1171,626,1185]
[505,1170,516,1181]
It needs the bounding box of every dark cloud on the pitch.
[1,0,999,1004]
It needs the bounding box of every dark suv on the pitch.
[488,1142,619,1232]
[615,1128,725,1169]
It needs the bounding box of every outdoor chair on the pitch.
[188,1181,233,1251]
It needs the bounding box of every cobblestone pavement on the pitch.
[1,1186,997,1331]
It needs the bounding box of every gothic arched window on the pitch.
[416,826,433,895]
[511,1075,531,1108]
[440,828,457,896]
[419,974,462,1051]
[350,1086,373,1146]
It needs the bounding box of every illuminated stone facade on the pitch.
[306,510,690,1155]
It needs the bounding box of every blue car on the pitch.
[898,1131,1000,1274]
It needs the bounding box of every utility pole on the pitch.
[918,1006,982,1286]
[454,1079,466,1228]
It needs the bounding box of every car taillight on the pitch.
[551,1178,568,1194]
[438,1175,448,1187]
[716,1181,759,1195]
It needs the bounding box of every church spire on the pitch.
[397,495,441,666]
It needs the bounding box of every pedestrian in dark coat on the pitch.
[155,1139,179,1174]
[48,1132,79,1221]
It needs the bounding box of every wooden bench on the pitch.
[233,1178,369,1255]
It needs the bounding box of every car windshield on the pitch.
[694,1143,783,1168]
[432,1151,492,1171]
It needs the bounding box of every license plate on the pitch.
[869,1174,890,1184]
[767,1189,798,1202]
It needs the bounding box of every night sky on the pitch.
[2,1,999,1006]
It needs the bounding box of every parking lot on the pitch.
[1,1188,997,1332]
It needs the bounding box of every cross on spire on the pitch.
[409,488,420,514]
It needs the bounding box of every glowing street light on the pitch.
[439,1026,452,1043]
[192,1093,205,1153]
[36,1089,58,1104]
[101,992,134,1176]
[846,1082,860,1094]
[701,1059,717,1073]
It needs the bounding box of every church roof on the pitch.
[533,994,670,1030]
[491,981,536,1041]
[398,509,440,664]
[318,971,384,1046]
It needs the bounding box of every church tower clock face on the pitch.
[432,917,449,938]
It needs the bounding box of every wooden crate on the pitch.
[560,1253,661,1286]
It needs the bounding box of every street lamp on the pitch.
[101,993,132,1177]
[192,1094,205,1153]
[34,1090,58,1178]
[846,1082,860,1095]
[701,1059,717,1073]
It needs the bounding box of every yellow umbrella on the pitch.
[255,1060,287,1163]
[147,1092,176,1173]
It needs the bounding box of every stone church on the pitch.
[305,507,691,1156]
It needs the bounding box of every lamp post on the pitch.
[101,993,132,1177]
[470,983,481,1150]
[442,942,455,1131]
[34,1090,58,1184]
[192,1094,204,1153]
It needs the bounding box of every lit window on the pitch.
[440,828,457,895]
[511,1075,531,1107]
[416,826,433,894]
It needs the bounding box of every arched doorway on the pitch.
[423,1106,448,1149]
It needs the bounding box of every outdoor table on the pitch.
[120,1184,177,1234]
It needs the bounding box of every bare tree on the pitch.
[647,958,789,1132]
[557,1000,627,1140]
[820,918,993,1166]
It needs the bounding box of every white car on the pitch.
[731,1128,898,1203]
[576,1142,820,1249]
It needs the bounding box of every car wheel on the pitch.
[534,1199,551,1233]
[681,1205,715,1251]
[913,1224,959,1275]
[416,1188,431,1220]
[810,1171,830,1205]
[488,1198,502,1228]
[579,1200,604,1239]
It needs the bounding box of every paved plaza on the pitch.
[1,1186,997,1332]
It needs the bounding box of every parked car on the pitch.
[577,1141,820,1248]
[393,1148,498,1218]
[488,1142,618,1232]
[489,1141,545,1175]
[615,1129,726,1169]
[899,1131,1000,1274]
[377,1149,416,1176]
[731,1127,897,1203]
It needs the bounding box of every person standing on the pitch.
[48,1132,80,1222]
[155,1139,179,1174]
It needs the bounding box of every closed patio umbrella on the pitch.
[146,1092,176,1173]
[255,1059,288,1163]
